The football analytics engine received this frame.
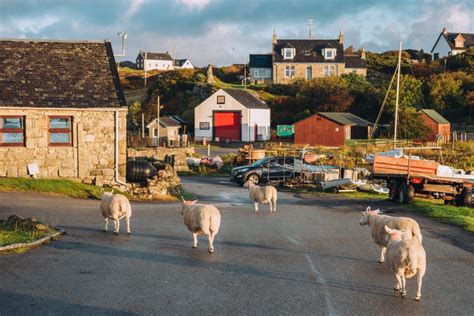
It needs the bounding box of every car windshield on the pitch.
[249,157,270,167]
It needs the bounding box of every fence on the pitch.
[127,135,189,148]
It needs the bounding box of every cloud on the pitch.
[176,0,214,11]
[12,14,60,34]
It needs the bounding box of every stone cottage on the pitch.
[0,39,128,185]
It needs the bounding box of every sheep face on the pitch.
[359,206,380,226]
[181,198,198,215]
[101,192,113,200]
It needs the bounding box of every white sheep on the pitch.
[181,199,221,253]
[384,225,426,301]
[359,206,422,263]
[245,181,278,212]
[100,192,132,235]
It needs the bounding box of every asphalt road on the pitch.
[0,177,473,315]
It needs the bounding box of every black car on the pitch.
[230,156,298,186]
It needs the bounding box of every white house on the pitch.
[136,51,174,71]
[146,116,182,142]
[194,89,270,142]
[174,59,194,69]
[431,27,474,59]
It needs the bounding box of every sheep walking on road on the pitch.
[384,225,426,301]
[245,181,278,212]
[359,206,422,263]
[100,191,132,235]
[181,199,221,253]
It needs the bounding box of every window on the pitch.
[49,116,72,146]
[284,65,295,78]
[323,48,337,59]
[304,50,310,56]
[323,65,335,76]
[306,66,312,80]
[455,40,463,47]
[283,48,295,59]
[217,96,225,104]
[0,116,25,146]
[200,122,210,130]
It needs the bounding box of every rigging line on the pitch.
[369,63,399,140]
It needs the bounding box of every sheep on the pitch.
[181,198,221,253]
[100,191,132,235]
[359,206,422,263]
[384,225,426,301]
[245,181,278,212]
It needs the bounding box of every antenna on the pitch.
[307,18,314,39]
[114,32,127,57]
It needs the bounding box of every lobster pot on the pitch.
[126,161,157,183]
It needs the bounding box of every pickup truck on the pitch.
[230,156,298,186]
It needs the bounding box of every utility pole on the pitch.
[307,18,314,39]
[144,52,147,87]
[141,113,145,139]
[157,96,160,149]
[394,40,402,148]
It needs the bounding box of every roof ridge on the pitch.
[0,38,108,44]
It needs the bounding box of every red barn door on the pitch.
[214,112,241,141]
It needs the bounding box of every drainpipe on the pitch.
[115,110,127,186]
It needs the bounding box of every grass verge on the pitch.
[0,223,57,247]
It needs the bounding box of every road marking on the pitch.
[305,253,334,316]
[286,235,299,245]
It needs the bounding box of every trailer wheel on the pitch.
[388,181,398,201]
[456,187,472,207]
[398,183,414,204]
[333,187,339,194]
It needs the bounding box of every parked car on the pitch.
[230,156,298,186]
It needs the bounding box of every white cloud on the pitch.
[12,14,60,34]
[125,0,147,20]
[176,0,213,11]
[446,3,472,31]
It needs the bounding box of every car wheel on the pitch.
[247,174,260,185]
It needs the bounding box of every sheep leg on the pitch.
[192,232,199,248]
[399,271,407,297]
[103,218,109,232]
[254,202,259,212]
[207,233,214,253]
[273,199,277,212]
[126,216,131,235]
[114,218,120,235]
[268,200,273,212]
[379,246,387,263]
[415,272,422,301]
[395,274,403,295]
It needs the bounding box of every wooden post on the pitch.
[207,143,211,156]
[157,96,160,150]
[141,113,145,139]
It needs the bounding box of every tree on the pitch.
[298,76,354,112]
[385,74,423,114]
[428,72,465,117]
[390,107,428,139]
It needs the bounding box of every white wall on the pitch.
[179,60,194,69]
[248,108,271,141]
[195,89,251,141]
[144,59,174,71]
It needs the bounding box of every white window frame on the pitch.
[323,48,337,60]
[323,65,335,77]
[283,48,295,59]
[284,65,295,78]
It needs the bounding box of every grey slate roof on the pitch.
[223,89,269,109]
[318,112,371,126]
[0,39,126,108]
[431,31,474,53]
[137,51,173,61]
[273,39,344,63]
[344,55,366,69]
[249,54,272,68]
[420,109,450,124]
[174,59,189,67]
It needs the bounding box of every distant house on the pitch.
[174,59,194,69]
[418,109,450,142]
[194,89,270,142]
[136,50,174,71]
[119,60,137,69]
[294,112,372,147]
[249,54,273,84]
[146,116,182,144]
[271,30,366,84]
[431,27,474,59]
[0,39,127,184]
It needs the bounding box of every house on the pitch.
[119,60,137,69]
[431,27,474,59]
[194,89,270,142]
[174,59,194,69]
[294,112,372,147]
[271,30,366,84]
[136,50,174,71]
[249,54,273,83]
[418,109,450,142]
[0,39,127,185]
[146,116,182,144]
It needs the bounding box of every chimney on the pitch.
[272,29,277,45]
[339,31,344,44]
[442,27,448,35]
[361,48,366,60]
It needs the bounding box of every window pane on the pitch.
[50,118,70,129]
[2,118,22,129]
[50,133,70,144]
[2,132,22,143]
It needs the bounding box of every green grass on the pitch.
[0,177,114,200]
[0,223,56,247]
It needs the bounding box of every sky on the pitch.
[0,0,473,66]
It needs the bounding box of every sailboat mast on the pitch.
[394,40,402,147]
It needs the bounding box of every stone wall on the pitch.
[0,108,127,185]
[128,147,195,171]
[273,63,345,84]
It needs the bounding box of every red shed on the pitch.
[418,109,450,142]
[294,112,372,147]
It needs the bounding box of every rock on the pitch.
[95,176,104,187]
